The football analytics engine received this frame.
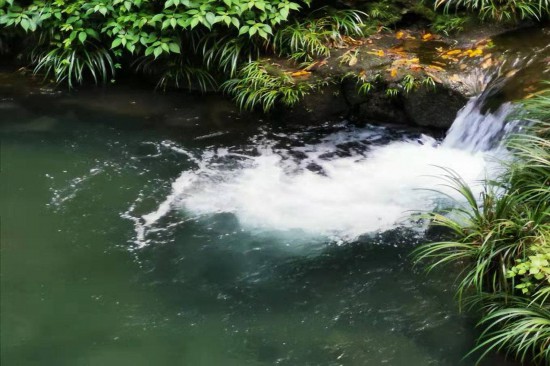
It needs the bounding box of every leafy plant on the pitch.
[435,0,550,21]
[273,7,366,62]
[470,293,550,364]
[421,75,436,90]
[0,0,311,87]
[222,60,329,111]
[401,74,416,93]
[431,13,470,35]
[507,244,550,295]
[385,87,399,96]
[32,43,116,88]
[414,86,550,364]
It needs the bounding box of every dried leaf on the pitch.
[396,31,404,40]
[367,50,385,57]
[348,55,358,66]
[291,70,311,78]
[446,49,462,56]
[426,65,445,72]
[422,33,433,41]
[465,48,483,57]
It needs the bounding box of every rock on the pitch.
[403,87,467,128]
[269,81,349,125]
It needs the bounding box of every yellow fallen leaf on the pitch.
[422,33,433,41]
[389,68,397,77]
[396,31,405,40]
[446,49,462,55]
[367,50,385,57]
[466,48,483,57]
[426,65,445,72]
[348,55,358,66]
[393,57,420,65]
[291,70,311,77]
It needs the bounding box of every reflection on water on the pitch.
[1,86,516,366]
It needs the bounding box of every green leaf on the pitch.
[78,31,87,43]
[205,12,216,25]
[151,14,163,22]
[238,25,249,35]
[153,46,163,58]
[85,29,100,40]
[168,43,180,53]
[257,28,267,39]
[111,38,122,48]
[189,17,199,28]
[20,18,29,31]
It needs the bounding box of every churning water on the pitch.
[1,78,522,366]
[130,96,514,247]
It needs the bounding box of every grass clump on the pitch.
[435,0,550,21]
[222,60,330,111]
[414,86,550,365]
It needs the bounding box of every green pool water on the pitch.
[0,86,515,366]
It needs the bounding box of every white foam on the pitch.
[180,141,492,239]
[129,96,514,246]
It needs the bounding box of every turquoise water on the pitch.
[1,86,513,365]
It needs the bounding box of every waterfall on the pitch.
[127,92,515,247]
[442,97,516,152]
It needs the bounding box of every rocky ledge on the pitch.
[270,26,550,129]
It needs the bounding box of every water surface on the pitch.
[1,86,514,365]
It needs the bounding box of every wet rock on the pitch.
[403,87,467,128]
[270,26,550,129]
[270,81,349,125]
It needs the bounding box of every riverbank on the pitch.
[2,24,549,129]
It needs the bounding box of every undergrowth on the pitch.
[414,86,550,365]
[222,60,331,111]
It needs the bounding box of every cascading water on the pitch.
[127,94,516,248]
